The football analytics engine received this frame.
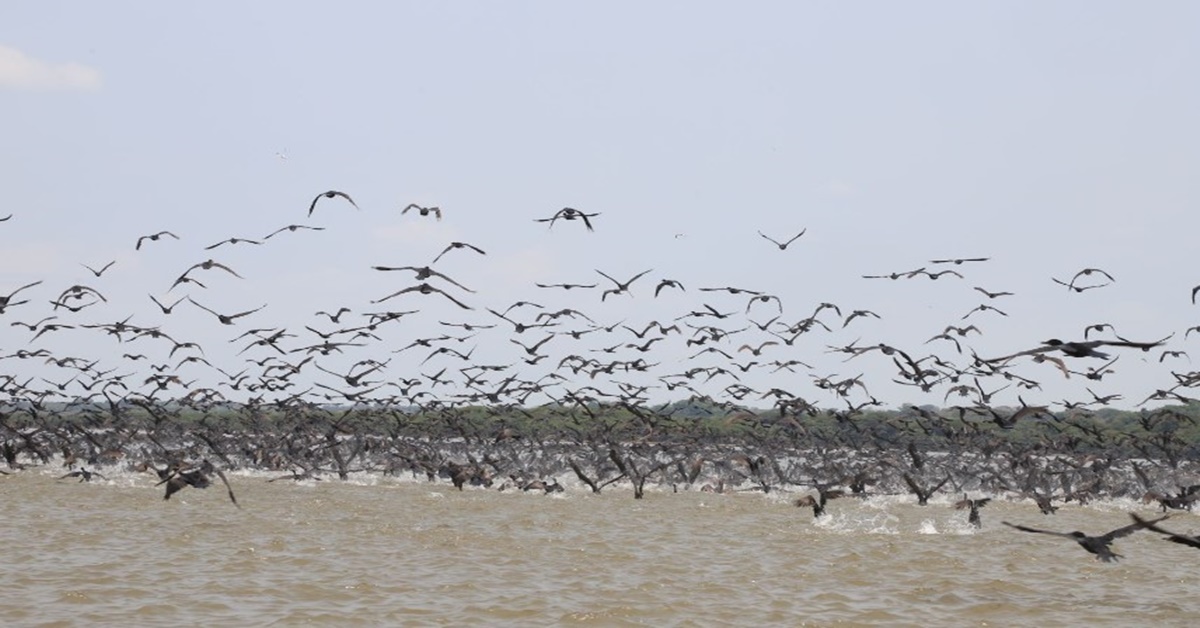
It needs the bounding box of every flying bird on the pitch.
[536,207,599,231]
[81,261,116,277]
[402,204,442,220]
[205,237,262,250]
[954,495,991,528]
[758,229,806,250]
[931,257,989,265]
[596,269,653,301]
[264,224,326,239]
[431,241,486,264]
[1001,515,1168,562]
[308,190,359,216]
[986,337,1170,363]
[187,298,267,325]
[136,231,179,250]
[159,460,239,507]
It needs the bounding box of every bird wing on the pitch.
[984,345,1054,363]
[757,231,782,246]
[213,468,240,508]
[1002,521,1073,539]
[1103,514,1169,541]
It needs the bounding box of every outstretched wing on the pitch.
[1102,514,1168,542]
[1002,521,1073,539]
[213,468,241,508]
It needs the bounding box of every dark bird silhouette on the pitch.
[655,279,686,297]
[931,257,989,265]
[205,237,262,250]
[308,190,359,216]
[184,259,245,279]
[264,224,325,239]
[315,307,351,323]
[81,261,116,277]
[148,294,186,314]
[596,269,653,301]
[431,241,486,264]
[536,282,596,291]
[1001,515,1168,562]
[973,286,1013,299]
[136,231,179,250]
[58,467,107,482]
[903,473,950,505]
[536,207,599,231]
[402,203,442,220]
[987,337,1169,363]
[758,229,806,250]
[159,460,239,507]
[187,298,267,325]
[373,283,472,309]
[371,265,474,292]
[954,495,991,528]
[796,484,845,517]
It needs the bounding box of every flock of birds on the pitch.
[3,192,1200,563]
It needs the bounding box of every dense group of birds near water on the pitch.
[4,193,1200,562]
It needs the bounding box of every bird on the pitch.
[1001,515,1168,562]
[187,298,267,325]
[796,485,845,517]
[596,269,653,301]
[182,259,245,280]
[205,237,262,250]
[655,279,686,297]
[159,460,239,507]
[315,307,351,323]
[135,231,179,250]
[264,224,325,239]
[58,467,107,482]
[402,203,442,220]
[536,207,600,231]
[954,495,991,528]
[536,282,597,291]
[758,229,806,250]
[931,257,989,265]
[148,294,186,314]
[308,190,359,216]
[81,261,116,277]
[973,286,1013,299]
[986,337,1170,362]
[371,265,474,293]
[431,241,486,264]
[372,283,472,309]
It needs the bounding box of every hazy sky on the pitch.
[2,3,1198,411]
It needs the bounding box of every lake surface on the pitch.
[3,469,1199,627]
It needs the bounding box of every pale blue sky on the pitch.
[2,3,1197,410]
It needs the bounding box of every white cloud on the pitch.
[0,44,101,91]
